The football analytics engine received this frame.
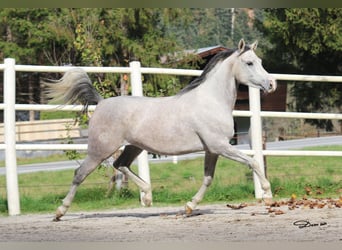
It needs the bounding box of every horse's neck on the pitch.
[200,59,237,109]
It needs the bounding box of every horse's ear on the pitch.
[251,40,258,51]
[238,39,245,52]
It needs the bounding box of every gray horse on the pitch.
[46,39,276,221]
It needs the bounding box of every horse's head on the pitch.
[232,39,276,94]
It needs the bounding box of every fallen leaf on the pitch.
[305,187,312,195]
[227,203,248,210]
[290,193,297,202]
[316,188,324,195]
[317,203,325,209]
[274,210,285,215]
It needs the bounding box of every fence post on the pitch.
[248,87,266,199]
[129,61,152,206]
[4,58,21,215]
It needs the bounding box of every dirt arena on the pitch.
[0,199,341,242]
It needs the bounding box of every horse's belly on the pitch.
[127,123,203,155]
[100,96,204,154]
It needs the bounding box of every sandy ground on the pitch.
[0,201,341,242]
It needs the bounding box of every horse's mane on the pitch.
[177,45,251,95]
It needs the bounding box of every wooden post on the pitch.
[249,86,267,199]
[4,58,20,215]
[129,61,152,206]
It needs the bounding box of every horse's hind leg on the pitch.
[106,149,125,195]
[114,145,152,206]
[54,155,102,221]
[185,152,218,214]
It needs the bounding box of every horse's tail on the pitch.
[44,68,103,112]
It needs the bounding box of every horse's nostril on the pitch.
[268,79,277,92]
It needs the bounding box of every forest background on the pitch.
[0,8,341,131]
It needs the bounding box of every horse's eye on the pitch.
[246,61,253,66]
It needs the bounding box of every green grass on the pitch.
[40,110,76,120]
[0,153,87,167]
[0,145,341,215]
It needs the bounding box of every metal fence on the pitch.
[1,58,342,216]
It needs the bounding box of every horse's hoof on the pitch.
[143,200,152,207]
[263,197,273,206]
[54,206,66,222]
[53,211,62,222]
[142,195,152,207]
[185,202,194,215]
[52,216,61,222]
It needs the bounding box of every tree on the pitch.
[0,8,77,66]
[0,8,199,121]
[68,8,196,97]
[258,8,342,131]
[168,9,266,50]
[0,8,68,120]
[0,8,272,120]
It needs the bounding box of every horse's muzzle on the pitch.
[267,78,277,93]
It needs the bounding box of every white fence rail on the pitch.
[1,58,342,216]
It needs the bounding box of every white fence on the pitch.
[1,58,342,216]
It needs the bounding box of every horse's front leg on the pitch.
[185,152,218,214]
[218,143,273,203]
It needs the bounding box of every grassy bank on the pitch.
[0,145,341,215]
